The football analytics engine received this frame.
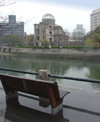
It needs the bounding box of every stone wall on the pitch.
[0,47,100,60]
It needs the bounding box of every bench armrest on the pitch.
[59,90,70,99]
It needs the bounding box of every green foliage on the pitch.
[41,39,49,47]
[85,38,94,47]
[25,34,34,47]
[94,26,100,33]
[85,26,100,48]
[26,34,34,43]
[63,46,83,49]
[52,46,59,48]
[32,46,85,50]
[3,34,23,47]
[26,34,34,41]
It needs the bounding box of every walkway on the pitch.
[0,87,100,122]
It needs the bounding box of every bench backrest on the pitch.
[0,73,60,101]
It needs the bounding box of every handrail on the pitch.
[0,68,38,75]
[0,67,100,84]
[49,74,100,83]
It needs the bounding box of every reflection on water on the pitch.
[0,55,100,91]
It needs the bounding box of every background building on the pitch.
[34,14,69,47]
[0,15,24,45]
[72,24,85,41]
[91,9,100,31]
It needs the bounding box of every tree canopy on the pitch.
[85,26,100,47]
[3,34,23,47]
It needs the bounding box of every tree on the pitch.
[85,38,94,47]
[92,31,100,44]
[3,34,23,47]
[41,39,49,47]
[85,26,100,48]
[25,34,34,47]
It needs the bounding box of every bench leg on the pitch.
[51,103,63,115]
[39,97,50,107]
[6,91,18,100]
[6,92,19,105]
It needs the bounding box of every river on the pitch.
[0,55,100,91]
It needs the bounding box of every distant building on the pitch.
[72,24,85,41]
[91,9,100,31]
[0,15,24,45]
[34,14,69,47]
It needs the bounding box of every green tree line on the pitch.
[85,26,100,48]
[3,35,23,47]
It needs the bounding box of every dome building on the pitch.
[42,14,55,25]
[34,14,69,47]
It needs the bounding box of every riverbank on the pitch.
[0,47,100,61]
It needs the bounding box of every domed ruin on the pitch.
[42,13,55,24]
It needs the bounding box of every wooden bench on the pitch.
[0,73,69,114]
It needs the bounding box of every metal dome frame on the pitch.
[42,14,55,20]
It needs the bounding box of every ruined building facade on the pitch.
[34,14,69,47]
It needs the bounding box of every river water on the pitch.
[0,55,100,91]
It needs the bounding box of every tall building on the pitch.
[72,24,85,41]
[91,9,100,31]
[0,15,24,45]
[34,14,69,47]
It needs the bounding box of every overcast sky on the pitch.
[1,0,100,34]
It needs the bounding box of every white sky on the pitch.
[0,0,95,34]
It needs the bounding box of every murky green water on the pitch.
[0,55,100,91]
